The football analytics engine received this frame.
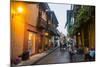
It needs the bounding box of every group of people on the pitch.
[59,37,76,62]
[84,47,95,61]
[59,37,95,62]
[60,37,68,50]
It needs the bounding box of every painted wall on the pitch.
[11,2,39,60]
[11,2,28,60]
[26,3,39,27]
[11,16,25,60]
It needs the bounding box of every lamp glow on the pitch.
[45,32,49,36]
[17,6,23,13]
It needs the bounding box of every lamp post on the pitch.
[11,6,24,19]
[17,6,23,13]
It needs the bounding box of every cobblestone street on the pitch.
[35,48,70,65]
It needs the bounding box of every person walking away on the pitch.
[63,37,67,49]
[60,41,63,50]
[69,45,74,62]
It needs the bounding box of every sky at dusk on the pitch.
[48,3,71,36]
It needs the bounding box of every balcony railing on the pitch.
[48,25,57,36]
[37,17,47,29]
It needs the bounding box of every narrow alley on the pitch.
[34,48,70,65]
[11,1,95,66]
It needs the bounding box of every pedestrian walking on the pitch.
[60,41,62,50]
[68,45,74,62]
[63,36,67,49]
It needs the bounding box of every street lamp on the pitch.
[45,32,49,36]
[17,6,24,13]
[11,4,25,16]
[11,5,25,19]
[78,32,80,36]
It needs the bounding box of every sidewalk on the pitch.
[15,47,58,66]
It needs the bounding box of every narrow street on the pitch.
[35,48,70,65]
[11,1,95,66]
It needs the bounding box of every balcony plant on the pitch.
[68,6,93,36]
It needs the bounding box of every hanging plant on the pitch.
[67,6,94,36]
[75,6,90,26]
[71,6,92,35]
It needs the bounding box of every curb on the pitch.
[31,47,59,65]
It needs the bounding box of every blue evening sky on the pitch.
[48,3,71,36]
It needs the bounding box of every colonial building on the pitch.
[65,5,95,53]
[11,1,59,63]
[46,11,60,47]
[73,5,95,50]
[11,2,41,61]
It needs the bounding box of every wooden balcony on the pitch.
[37,17,47,29]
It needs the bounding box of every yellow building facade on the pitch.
[11,2,40,60]
[11,2,53,62]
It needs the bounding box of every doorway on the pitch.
[28,31,36,56]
